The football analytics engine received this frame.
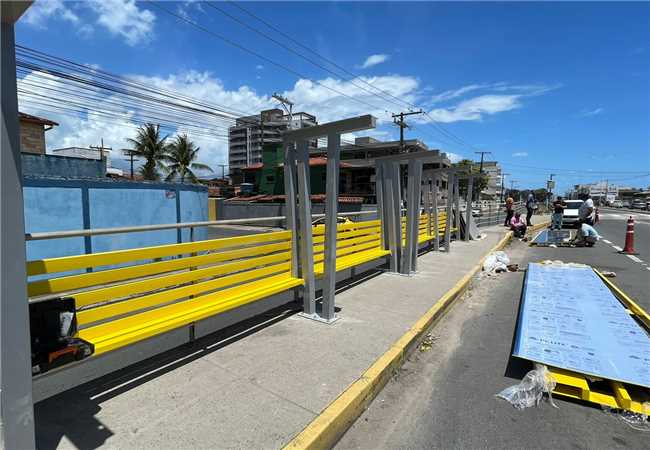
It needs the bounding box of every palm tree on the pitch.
[126,123,169,181]
[164,134,213,183]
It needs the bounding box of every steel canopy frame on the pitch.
[375,152,461,274]
[1,2,36,449]
[283,115,376,323]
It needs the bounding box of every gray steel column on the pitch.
[375,162,388,250]
[432,176,440,252]
[283,142,299,278]
[444,173,454,252]
[383,163,399,272]
[454,176,461,237]
[408,160,423,272]
[465,176,474,242]
[295,141,316,315]
[1,17,36,450]
[424,178,432,240]
[322,133,340,322]
[389,162,402,272]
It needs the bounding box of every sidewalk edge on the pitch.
[284,224,548,450]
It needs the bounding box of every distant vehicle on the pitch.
[622,200,631,208]
[562,200,584,228]
[632,199,647,210]
[611,200,623,208]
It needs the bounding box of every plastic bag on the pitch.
[483,251,511,273]
[496,365,557,410]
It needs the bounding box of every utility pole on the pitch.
[218,164,228,180]
[273,93,294,129]
[392,110,423,153]
[547,173,556,207]
[500,172,510,202]
[123,149,138,180]
[90,139,112,161]
[474,151,492,173]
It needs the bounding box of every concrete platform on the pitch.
[35,227,510,450]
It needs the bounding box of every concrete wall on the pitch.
[216,201,377,226]
[24,177,208,262]
[19,121,46,154]
[21,153,106,179]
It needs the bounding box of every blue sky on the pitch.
[16,1,650,194]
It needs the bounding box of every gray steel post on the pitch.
[445,173,454,252]
[375,162,388,250]
[465,177,473,242]
[391,162,403,272]
[432,176,440,252]
[383,162,399,272]
[1,14,36,450]
[295,141,316,316]
[454,176,461,237]
[408,160,423,272]
[322,133,340,322]
[283,142,299,278]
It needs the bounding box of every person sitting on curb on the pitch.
[573,222,601,247]
[510,211,527,238]
[551,196,566,230]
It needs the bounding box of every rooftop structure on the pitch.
[228,108,317,171]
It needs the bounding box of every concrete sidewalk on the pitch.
[35,226,512,450]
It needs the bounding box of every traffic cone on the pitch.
[619,216,638,255]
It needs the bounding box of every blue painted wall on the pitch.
[22,153,106,179]
[24,177,208,265]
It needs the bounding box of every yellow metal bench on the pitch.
[27,231,303,356]
[312,219,390,276]
[400,212,456,245]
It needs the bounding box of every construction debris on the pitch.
[419,332,438,352]
[483,251,510,274]
[496,365,558,410]
[601,271,617,278]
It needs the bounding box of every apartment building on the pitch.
[228,108,317,171]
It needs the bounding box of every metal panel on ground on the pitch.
[514,263,650,388]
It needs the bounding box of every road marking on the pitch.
[602,239,612,244]
[627,254,643,263]
[612,245,623,252]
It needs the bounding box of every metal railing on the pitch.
[25,210,379,242]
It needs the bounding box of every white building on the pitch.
[51,147,123,176]
[472,161,502,199]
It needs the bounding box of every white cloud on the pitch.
[255,65,264,70]
[23,0,80,28]
[512,151,528,157]
[579,107,604,117]
[426,94,521,123]
[446,152,465,163]
[89,0,156,46]
[360,54,390,69]
[430,84,488,103]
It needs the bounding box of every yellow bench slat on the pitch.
[73,251,292,308]
[314,248,390,275]
[77,261,292,325]
[79,274,303,355]
[313,233,381,255]
[28,241,292,297]
[27,230,291,276]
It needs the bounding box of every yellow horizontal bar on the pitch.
[27,230,291,276]
[73,251,292,309]
[80,274,303,355]
[314,239,383,264]
[312,225,381,244]
[77,261,292,325]
[28,241,291,297]
[312,219,381,235]
[313,233,381,255]
[314,248,390,275]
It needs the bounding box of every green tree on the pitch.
[164,134,213,183]
[126,123,169,181]
[453,159,489,199]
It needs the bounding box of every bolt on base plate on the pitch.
[297,311,340,324]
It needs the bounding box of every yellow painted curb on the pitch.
[283,229,518,450]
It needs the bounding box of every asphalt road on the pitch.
[336,220,649,450]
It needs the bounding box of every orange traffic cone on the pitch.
[619,216,638,255]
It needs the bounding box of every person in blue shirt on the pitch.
[573,223,601,247]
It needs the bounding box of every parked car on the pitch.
[622,200,631,208]
[561,200,584,228]
[632,199,647,210]
[611,200,623,208]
